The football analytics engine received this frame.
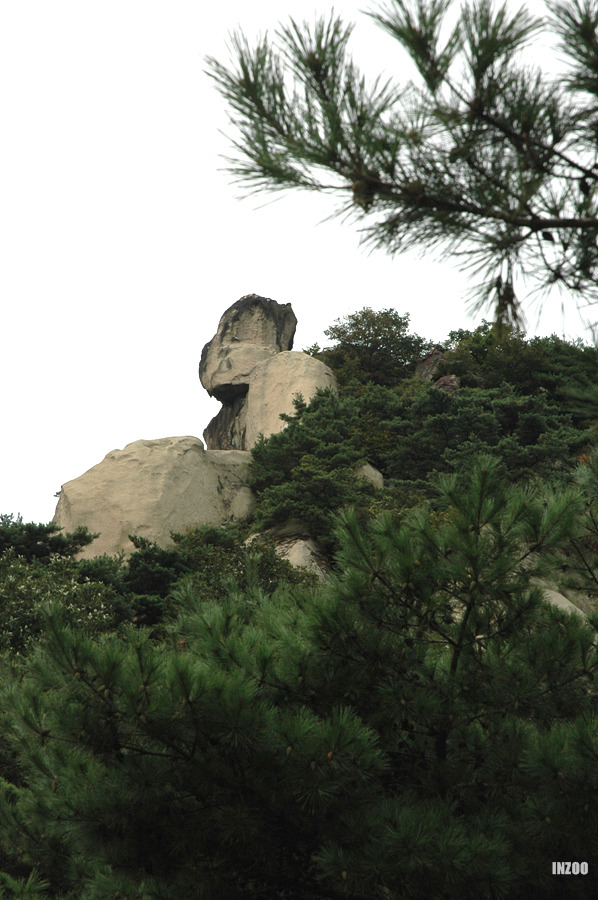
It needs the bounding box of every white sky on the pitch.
[1,0,595,524]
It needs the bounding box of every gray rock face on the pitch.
[200,297,336,450]
[53,437,254,558]
[199,294,297,402]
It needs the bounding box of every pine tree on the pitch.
[207,0,598,325]
[1,458,597,898]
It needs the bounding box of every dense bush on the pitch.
[0,515,96,562]
[0,550,128,656]
[437,323,598,416]
[249,391,377,553]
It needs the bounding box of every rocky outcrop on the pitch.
[199,294,297,401]
[53,437,253,558]
[248,519,331,581]
[415,347,444,381]
[50,294,371,562]
[200,296,336,450]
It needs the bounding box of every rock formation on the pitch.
[243,351,337,448]
[51,295,355,563]
[200,295,336,449]
[53,437,253,558]
[199,294,297,401]
[415,347,444,381]
[247,519,331,581]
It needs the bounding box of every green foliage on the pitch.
[307,307,431,386]
[171,523,313,601]
[376,380,591,490]
[0,515,97,562]
[2,308,598,896]
[558,446,598,609]
[73,525,313,632]
[0,460,597,897]
[0,550,127,656]
[249,369,591,549]
[207,0,598,323]
[438,322,598,413]
[249,390,376,552]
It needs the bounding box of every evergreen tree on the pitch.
[249,390,377,553]
[207,0,598,324]
[306,307,431,387]
[437,322,598,411]
[376,380,591,488]
[1,459,597,898]
[0,515,96,562]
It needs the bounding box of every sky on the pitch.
[1,0,595,524]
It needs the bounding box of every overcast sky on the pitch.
[1,0,594,524]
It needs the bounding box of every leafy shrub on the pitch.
[0,550,127,655]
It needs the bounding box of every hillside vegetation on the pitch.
[1,310,598,899]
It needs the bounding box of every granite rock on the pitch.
[53,436,254,558]
[242,351,337,448]
[199,294,297,402]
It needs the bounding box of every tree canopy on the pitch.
[306,307,431,386]
[207,0,598,326]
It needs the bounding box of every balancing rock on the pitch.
[199,294,297,401]
[200,295,336,449]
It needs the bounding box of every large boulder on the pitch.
[53,436,254,558]
[199,294,297,402]
[243,351,337,448]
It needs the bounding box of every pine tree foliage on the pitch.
[249,390,376,551]
[207,1,598,323]
[0,516,96,562]
[1,460,597,898]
